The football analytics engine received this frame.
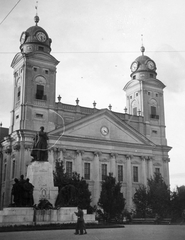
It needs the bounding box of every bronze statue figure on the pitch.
[31,126,48,161]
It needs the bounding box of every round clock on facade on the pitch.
[100,126,109,136]
[20,32,26,44]
[36,32,47,42]
[131,62,138,72]
[147,60,155,70]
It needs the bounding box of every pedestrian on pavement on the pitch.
[74,206,85,235]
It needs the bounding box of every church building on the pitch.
[0,15,171,210]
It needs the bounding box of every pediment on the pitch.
[11,52,24,68]
[49,109,154,146]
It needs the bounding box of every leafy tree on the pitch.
[98,173,125,222]
[171,185,185,221]
[53,160,92,212]
[147,172,171,217]
[133,184,149,217]
[133,172,171,218]
[53,159,68,191]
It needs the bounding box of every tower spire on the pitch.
[140,34,145,55]
[34,1,39,25]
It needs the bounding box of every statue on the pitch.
[31,126,48,161]
[11,178,21,206]
[11,176,34,207]
[23,178,34,206]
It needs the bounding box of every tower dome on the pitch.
[20,15,52,54]
[130,46,157,78]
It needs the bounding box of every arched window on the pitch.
[150,99,159,119]
[35,76,47,100]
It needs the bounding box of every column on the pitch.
[110,153,116,177]
[125,155,132,211]
[75,150,83,177]
[141,156,147,186]
[92,152,100,205]
[163,157,170,186]
[59,148,65,161]
[148,156,153,178]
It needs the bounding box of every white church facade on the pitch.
[0,15,171,210]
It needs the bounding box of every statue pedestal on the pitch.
[26,161,58,206]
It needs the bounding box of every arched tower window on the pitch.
[35,76,47,100]
[150,99,159,119]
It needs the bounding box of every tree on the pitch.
[98,173,125,222]
[147,172,171,217]
[133,184,149,217]
[53,160,92,212]
[171,185,185,221]
[133,172,171,218]
[53,159,68,191]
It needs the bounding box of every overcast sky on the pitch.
[0,0,185,190]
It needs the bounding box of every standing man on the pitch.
[74,206,86,235]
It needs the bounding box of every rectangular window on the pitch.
[150,106,159,119]
[102,164,107,180]
[118,165,123,182]
[4,164,7,181]
[12,160,15,179]
[133,107,137,115]
[155,168,160,174]
[66,161,72,178]
[151,106,156,115]
[84,162,90,180]
[36,113,43,118]
[17,86,21,101]
[38,46,44,51]
[36,85,44,100]
[133,166,138,182]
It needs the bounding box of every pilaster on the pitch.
[92,152,100,205]
[110,153,116,177]
[140,156,147,186]
[125,154,132,211]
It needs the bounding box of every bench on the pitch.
[160,218,171,224]
[132,218,155,224]
[132,218,171,224]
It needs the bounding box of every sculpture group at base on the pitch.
[11,175,34,207]
[31,126,48,162]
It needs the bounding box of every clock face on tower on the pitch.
[147,60,155,70]
[131,62,138,72]
[20,32,26,44]
[100,126,109,136]
[36,32,47,42]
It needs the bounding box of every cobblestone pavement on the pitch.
[0,225,185,240]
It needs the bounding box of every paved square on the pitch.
[0,225,185,240]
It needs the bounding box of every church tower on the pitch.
[10,15,59,134]
[124,46,167,146]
